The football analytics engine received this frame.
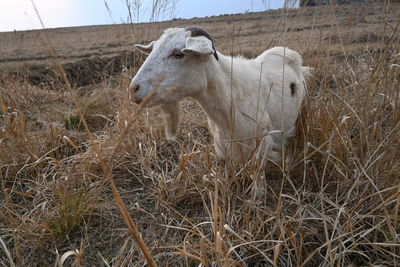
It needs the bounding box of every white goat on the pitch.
[130,26,310,170]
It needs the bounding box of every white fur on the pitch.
[130,27,311,166]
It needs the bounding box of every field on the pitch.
[1,2,399,266]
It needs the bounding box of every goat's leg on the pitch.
[161,103,179,140]
[251,171,267,200]
[250,136,281,199]
[257,135,281,164]
[207,118,229,160]
[284,136,295,172]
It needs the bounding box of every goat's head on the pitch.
[129,27,218,106]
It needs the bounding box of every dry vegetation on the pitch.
[1,2,400,266]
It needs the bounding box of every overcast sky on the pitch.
[0,0,286,32]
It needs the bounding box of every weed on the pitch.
[46,190,94,239]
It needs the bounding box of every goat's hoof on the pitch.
[251,186,267,200]
[250,173,267,201]
[165,130,177,141]
[166,135,177,141]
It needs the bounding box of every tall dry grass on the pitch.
[1,1,400,266]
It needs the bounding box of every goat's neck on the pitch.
[193,53,241,136]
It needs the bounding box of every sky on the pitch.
[0,0,286,32]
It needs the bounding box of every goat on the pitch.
[129,26,311,181]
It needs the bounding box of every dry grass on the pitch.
[1,2,400,266]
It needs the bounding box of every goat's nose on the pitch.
[131,83,140,93]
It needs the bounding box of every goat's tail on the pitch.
[258,46,313,79]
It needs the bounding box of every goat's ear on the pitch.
[182,36,214,57]
[134,41,155,54]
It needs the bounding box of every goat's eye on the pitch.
[171,51,185,59]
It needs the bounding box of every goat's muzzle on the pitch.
[129,84,142,104]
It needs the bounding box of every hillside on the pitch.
[1,2,399,266]
[0,3,397,86]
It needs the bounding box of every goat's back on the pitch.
[253,47,308,143]
[256,46,309,78]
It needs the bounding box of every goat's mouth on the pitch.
[130,88,153,105]
[132,91,161,108]
[131,85,178,107]
[134,97,144,105]
[130,92,143,105]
